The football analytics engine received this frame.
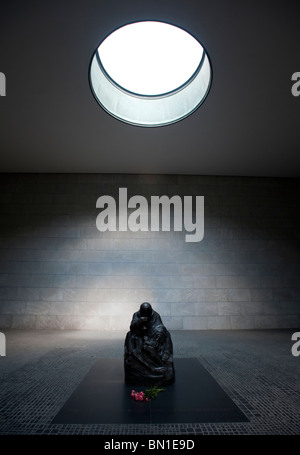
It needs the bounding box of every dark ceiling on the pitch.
[0,0,300,176]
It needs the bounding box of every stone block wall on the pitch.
[0,174,299,330]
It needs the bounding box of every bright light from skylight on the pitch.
[89,21,212,127]
[98,21,204,96]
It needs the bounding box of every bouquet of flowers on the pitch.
[130,385,165,402]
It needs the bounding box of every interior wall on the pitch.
[0,173,299,330]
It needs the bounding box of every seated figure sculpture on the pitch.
[124,302,175,386]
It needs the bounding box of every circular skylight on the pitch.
[89,21,212,127]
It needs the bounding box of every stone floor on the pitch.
[0,329,299,435]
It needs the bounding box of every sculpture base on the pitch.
[124,328,175,386]
[124,359,175,386]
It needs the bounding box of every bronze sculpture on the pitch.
[124,302,175,386]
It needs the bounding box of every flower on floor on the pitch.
[130,386,165,402]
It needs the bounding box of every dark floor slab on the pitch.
[52,358,248,424]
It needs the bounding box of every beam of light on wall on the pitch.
[89,21,212,127]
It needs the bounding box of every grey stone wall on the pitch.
[0,173,299,330]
